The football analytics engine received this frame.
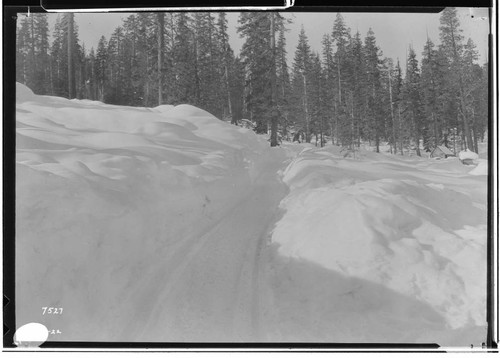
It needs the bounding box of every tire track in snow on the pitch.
[120,150,289,342]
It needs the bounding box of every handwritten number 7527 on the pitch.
[42,307,63,315]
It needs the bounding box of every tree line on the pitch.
[16,9,487,153]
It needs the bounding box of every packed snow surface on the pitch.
[16,83,487,346]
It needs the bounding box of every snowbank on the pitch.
[458,149,479,161]
[272,145,487,330]
[16,82,36,102]
[15,83,272,340]
[469,160,488,176]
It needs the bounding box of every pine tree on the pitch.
[85,47,97,99]
[172,13,197,106]
[66,13,76,99]
[332,13,351,130]
[16,13,50,94]
[308,52,329,147]
[16,16,30,85]
[95,36,108,101]
[238,12,272,134]
[269,13,279,146]
[106,26,129,104]
[384,58,397,153]
[217,12,235,121]
[347,30,366,147]
[276,27,292,139]
[439,7,474,151]
[291,26,313,142]
[462,38,485,153]
[363,28,384,152]
[157,13,165,106]
[228,55,246,125]
[321,33,335,143]
[33,13,50,93]
[421,37,437,149]
[122,14,146,106]
[401,46,425,156]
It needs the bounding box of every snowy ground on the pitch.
[15,83,488,347]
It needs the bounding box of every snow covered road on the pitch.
[118,151,289,342]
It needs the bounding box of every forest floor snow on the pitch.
[15,83,487,347]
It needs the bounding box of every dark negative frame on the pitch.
[3,0,497,351]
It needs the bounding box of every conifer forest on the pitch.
[16,9,488,153]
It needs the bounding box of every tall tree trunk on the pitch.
[224,64,232,119]
[388,68,396,154]
[449,24,474,151]
[350,95,355,150]
[330,117,335,145]
[398,104,403,155]
[432,112,438,147]
[269,14,278,147]
[459,90,474,151]
[157,13,164,106]
[30,15,37,89]
[193,34,200,105]
[67,13,76,99]
[471,108,479,153]
[303,72,310,143]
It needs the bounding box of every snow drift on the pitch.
[15,83,273,341]
[272,145,487,332]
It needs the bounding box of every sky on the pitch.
[42,9,489,67]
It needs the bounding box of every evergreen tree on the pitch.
[421,37,438,149]
[157,13,165,106]
[237,12,272,134]
[95,36,108,101]
[106,26,128,104]
[321,33,335,143]
[439,7,474,151]
[290,26,313,142]
[172,13,197,106]
[16,16,30,85]
[34,14,50,93]
[401,47,425,156]
[217,12,235,122]
[332,13,351,123]
[347,30,366,147]
[276,27,292,138]
[16,13,50,94]
[228,55,246,125]
[363,28,384,152]
[66,13,76,99]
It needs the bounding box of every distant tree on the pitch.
[157,13,165,106]
[421,37,442,150]
[347,30,365,147]
[16,13,50,94]
[172,13,197,106]
[439,7,474,151]
[217,12,234,121]
[276,27,292,138]
[268,14,279,146]
[95,36,108,101]
[66,13,76,99]
[363,28,384,152]
[321,33,335,143]
[291,26,313,142]
[228,55,245,125]
[401,47,425,156]
[237,12,272,134]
